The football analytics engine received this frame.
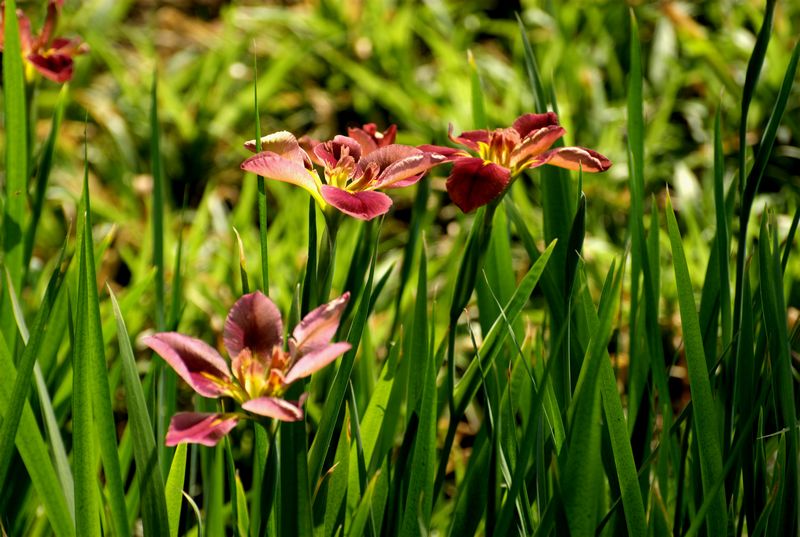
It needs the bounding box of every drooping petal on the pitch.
[358,144,419,171]
[536,147,612,172]
[284,342,351,384]
[347,127,378,154]
[224,291,283,360]
[445,157,512,213]
[165,412,238,447]
[320,185,393,220]
[144,333,232,398]
[243,131,313,169]
[34,0,60,50]
[241,152,323,202]
[510,125,566,167]
[291,292,350,358]
[242,396,305,422]
[373,152,446,189]
[27,53,74,83]
[13,11,34,53]
[348,123,397,154]
[512,112,560,138]
[448,123,489,151]
[416,144,470,162]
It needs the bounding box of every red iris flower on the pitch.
[144,291,351,446]
[0,0,87,84]
[241,129,443,221]
[420,112,612,213]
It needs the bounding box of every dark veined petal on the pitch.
[143,334,232,398]
[510,125,566,167]
[165,412,238,447]
[512,112,560,138]
[27,53,74,83]
[373,152,446,189]
[284,342,351,385]
[320,185,393,221]
[224,291,283,360]
[291,293,350,359]
[243,131,313,169]
[445,157,512,213]
[242,396,305,422]
[536,146,612,172]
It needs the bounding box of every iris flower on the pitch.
[419,112,612,213]
[144,291,351,446]
[241,130,443,221]
[0,0,87,84]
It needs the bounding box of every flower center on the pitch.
[232,346,291,400]
[325,155,357,189]
[477,128,519,171]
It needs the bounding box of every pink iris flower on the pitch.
[419,112,612,213]
[144,291,351,446]
[0,0,87,84]
[241,129,443,221]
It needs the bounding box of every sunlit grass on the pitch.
[1,1,799,536]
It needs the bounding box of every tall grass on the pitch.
[0,1,798,536]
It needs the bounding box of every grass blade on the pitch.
[561,261,622,536]
[109,287,170,537]
[166,443,188,537]
[74,200,101,537]
[76,138,132,537]
[0,330,74,537]
[665,194,727,536]
[757,217,798,534]
[0,246,68,492]
[1,0,28,346]
[24,85,67,273]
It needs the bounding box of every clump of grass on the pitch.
[1,2,798,536]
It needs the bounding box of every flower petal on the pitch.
[512,112,560,138]
[242,396,305,422]
[144,333,232,398]
[448,123,489,151]
[314,135,362,168]
[284,342,351,384]
[348,123,397,154]
[536,147,612,172]
[28,53,74,83]
[320,185,393,220]
[243,131,313,168]
[241,152,322,200]
[165,412,238,447]
[224,291,283,359]
[291,292,350,358]
[416,144,470,162]
[445,157,512,213]
[510,125,566,167]
[374,152,446,189]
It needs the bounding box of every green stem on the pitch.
[435,199,498,500]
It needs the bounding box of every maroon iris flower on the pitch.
[144,291,351,446]
[420,112,612,213]
[241,128,443,221]
[0,0,87,84]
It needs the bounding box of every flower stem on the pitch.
[435,199,499,500]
